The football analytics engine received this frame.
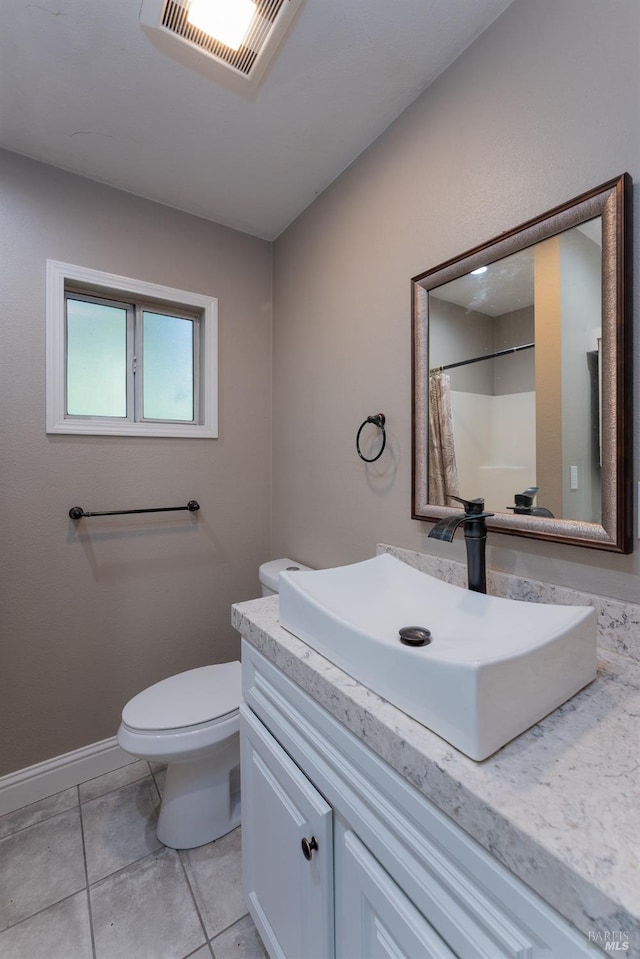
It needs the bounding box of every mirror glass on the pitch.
[412,176,631,552]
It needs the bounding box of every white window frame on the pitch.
[46,260,218,438]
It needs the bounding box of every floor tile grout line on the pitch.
[2,769,255,959]
[0,887,89,936]
[0,760,166,842]
[150,765,164,800]
[77,784,98,959]
[0,798,80,841]
[88,846,160,888]
[2,774,165,897]
[209,909,252,945]
[177,847,213,951]
[79,766,166,887]
[79,770,154,806]
[80,775,148,803]
[77,758,142,793]
[0,764,153,841]
[0,758,144,820]
[183,941,215,959]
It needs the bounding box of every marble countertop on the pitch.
[232,594,640,956]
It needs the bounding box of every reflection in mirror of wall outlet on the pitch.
[570,466,578,490]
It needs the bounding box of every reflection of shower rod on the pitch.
[430,342,534,375]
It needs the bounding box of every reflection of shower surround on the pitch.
[450,389,536,514]
[428,299,536,513]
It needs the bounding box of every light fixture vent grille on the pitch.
[148,0,294,82]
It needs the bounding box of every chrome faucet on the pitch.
[428,496,494,594]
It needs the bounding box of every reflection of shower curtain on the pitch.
[429,372,459,505]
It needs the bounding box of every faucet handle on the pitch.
[448,494,486,514]
[513,487,538,509]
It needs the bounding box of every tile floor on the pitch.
[0,758,268,959]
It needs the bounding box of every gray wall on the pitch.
[0,151,273,776]
[272,0,640,600]
[493,308,535,396]
[3,0,640,778]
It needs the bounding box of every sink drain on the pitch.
[399,626,432,647]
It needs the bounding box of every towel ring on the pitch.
[356,413,386,463]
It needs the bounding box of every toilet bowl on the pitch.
[117,558,310,850]
[117,661,242,849]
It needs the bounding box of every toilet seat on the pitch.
[122,661,241,732]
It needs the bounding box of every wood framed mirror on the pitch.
[412,174,631,552]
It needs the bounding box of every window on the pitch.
[64,293,198,423]
[46,261,217,438]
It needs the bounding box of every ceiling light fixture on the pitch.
[471,266,488,275]
[186,0,256,50]
[140,0,303,89]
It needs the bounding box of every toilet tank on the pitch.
[259,558,311,596]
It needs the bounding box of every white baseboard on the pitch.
[0,737,134,817]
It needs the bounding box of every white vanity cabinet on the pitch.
[241,703,334,959]
[335,818,456,959]
[240,640,600,959]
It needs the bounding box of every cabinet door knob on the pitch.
[301,835,319,861]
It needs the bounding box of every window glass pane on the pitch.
[142,312,194,421]
[66,298,127,417]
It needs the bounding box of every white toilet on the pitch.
[116,558,309,850]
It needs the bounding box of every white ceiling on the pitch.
[0,0,515,239]
[432,219,604,316]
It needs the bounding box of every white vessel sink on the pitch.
[278,554,597,760]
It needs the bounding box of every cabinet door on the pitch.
[337,827,457,959]
[240,704,334,959]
